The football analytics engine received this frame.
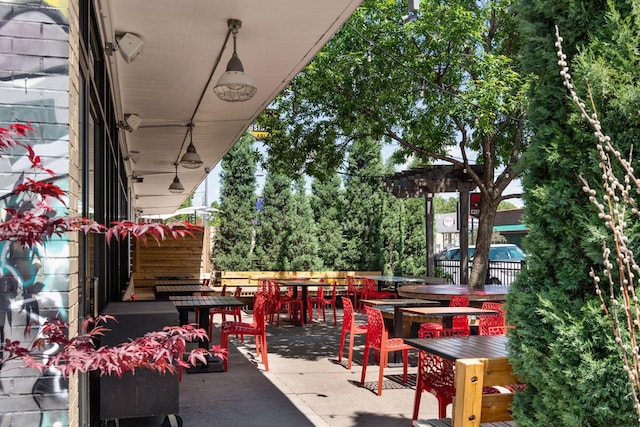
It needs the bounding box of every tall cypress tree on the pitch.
[310,173,345,270]
[510,1,640,424]
[341,138,385,271]
[254,171,292,271]
[212,135,258,271]
[284,179,321,271]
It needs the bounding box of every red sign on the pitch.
[470,192,481,219]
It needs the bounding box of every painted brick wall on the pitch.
[0,1,73,426]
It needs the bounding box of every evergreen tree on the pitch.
[254,171,292,270]
[284,179,322,271]
[310,173,345,270]
[399,198,427,275]
[510,1,640,424]
[341,138,385,271]
[212,135,258,271]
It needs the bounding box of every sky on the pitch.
[193,142,524,208]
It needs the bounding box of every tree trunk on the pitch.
[468,196,500,289]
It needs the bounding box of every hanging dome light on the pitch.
[214,19,256,102]
[168,164,184,193]
[180,124,203,169]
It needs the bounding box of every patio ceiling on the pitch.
[97,0,362,215]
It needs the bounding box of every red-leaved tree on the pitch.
[0,123,222,377]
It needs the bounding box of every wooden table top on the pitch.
[275,279,322,286]
[357,275,428,283]
[360,298,439,307]
[397,284,509,302]
[169,295,244,308]
[405,335,509,361]
[155,279,203,286]
[155,285,214,294]
[399,306,499,316]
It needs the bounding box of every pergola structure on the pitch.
[383,164,484,283]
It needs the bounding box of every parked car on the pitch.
[436,243,526,285]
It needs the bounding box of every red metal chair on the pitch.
[412,327,468,419]
[346,275,365,312]
[338,297,368,370]
[419,295,469,336]
[412,326,501,419]
[208,286,243,338]
[275,284,305,326]
[308,281,337,325]
[221,292,269,371]
[363,277,397,300]
[360,306,413,396]
[478,302,506,335]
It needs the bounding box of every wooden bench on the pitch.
[414,357,518,427]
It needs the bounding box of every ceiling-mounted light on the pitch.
[179,124,203,169]
[168,164,184,193]
[117,33,144,63]
[117,114,142,132]
[214,19,256,102]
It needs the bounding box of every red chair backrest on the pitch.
[341,297,355,331]
[253,294,267,332]
[479,302,506,335]
[364,306,386,349]
[233,287,242,298]
[449,296,468,307]
[220,284,227,296]
[316,286,325,299]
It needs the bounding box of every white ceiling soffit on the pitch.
[97,0,363,215]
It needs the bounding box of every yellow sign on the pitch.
[251,123,269,140]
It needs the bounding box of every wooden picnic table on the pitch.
[154,284,214,299]
[399,306,500,329]
[405,334,509,361]
[397,284,509,303]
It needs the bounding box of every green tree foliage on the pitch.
[212,135,258,271]
[254,172,293,270]
[341,138,385,271]
[258,0,531,287]
[310,173,345,270]
[509,0,640,424]
[284,179,322,270]
[434,196,458,214]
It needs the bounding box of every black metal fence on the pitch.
[434,259,525,285]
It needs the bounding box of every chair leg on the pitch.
[338,329,346,363]
[360,345,370,386]
[221,330,229,372]
[260,335,269,371]
[412,375,423,420]
[347,332,356,370]
[402,349,408,384]
[377,349,387,396]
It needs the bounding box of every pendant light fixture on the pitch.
[214,19,257,102]
[168,164,184,193]
[179,123,203,169]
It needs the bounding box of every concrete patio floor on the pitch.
[119,307,443,427]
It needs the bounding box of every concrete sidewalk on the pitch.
[119,308,442,426]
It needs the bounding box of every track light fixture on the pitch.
[214,19,256,102]
[179,124,203,169]
[168,164,184,193]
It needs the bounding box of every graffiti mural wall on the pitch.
[0,1,71,426]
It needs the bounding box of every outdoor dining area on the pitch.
[144,273,520,427]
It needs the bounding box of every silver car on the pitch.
[437,243,526,285]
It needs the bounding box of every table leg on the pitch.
[392,307,403,363]
[302,287,308,324]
